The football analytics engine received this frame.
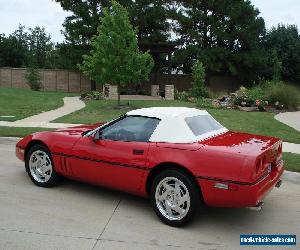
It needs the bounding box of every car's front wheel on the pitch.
[25,145,59,187]
[150,169,200,227]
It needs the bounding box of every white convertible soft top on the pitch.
[127,107,228,143]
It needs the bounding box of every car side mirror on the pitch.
[92,130,103,142]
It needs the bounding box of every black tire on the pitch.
[25,144,60,187]
[150,169,201,227]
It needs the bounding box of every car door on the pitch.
[70,116,160,194]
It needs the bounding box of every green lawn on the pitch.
[283,153,300,172]
[0,127,54,137]
[55,99,300,144]
[0,88,76,121]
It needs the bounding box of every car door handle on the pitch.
[133,149,144,155]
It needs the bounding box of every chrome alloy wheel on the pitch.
[29,150,53,183]
[155,177,191,221]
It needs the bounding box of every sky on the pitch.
[0,0,299,43]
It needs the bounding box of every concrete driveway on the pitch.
[0,137,299,250]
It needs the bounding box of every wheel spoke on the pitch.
[174,181,181,196]
[30,160,38,168]
[173,205,185,215]
[165,202,173,216]
[43,164,52,174]
[155,176,191,221]
[163,183,174,192]
[29,150,53,183]
[158,190,168,202]
[178,193,189,206]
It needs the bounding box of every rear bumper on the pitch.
[198,162,284,208]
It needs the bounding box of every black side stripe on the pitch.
[196,171,269,186]
[51,152,150,171]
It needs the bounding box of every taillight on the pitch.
[273,144,283,166]
[278,144,282,155]
[256,158,262,173]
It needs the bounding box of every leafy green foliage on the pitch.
[25,67,41,91]
[0,25,55,68]
[191,61,208,98]
[80,91,103,100]
[80,1,154,104]
[196,97,213,109]
[266,82,300,109]
[172,0,266,83]
[233,81,300,109]
[174,89,190,102]
[265,25,300,83]
[0,26,28,67]
[55,0,170,68]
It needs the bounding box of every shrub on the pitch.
[232,81,300,109]
[25,67,41,91]
[174,89,190,102]
[196,97,214,109]
[266,82,300,109]
[191,60,208,98]
[80,91,103,100]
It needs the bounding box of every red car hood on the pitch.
[55,123,104,135]
[200,131,281,157]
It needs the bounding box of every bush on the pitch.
[25,67,41,91]
[232,81,300,110]
[174,89,190,102]
[80,91,103,100]
[191,61,208,98]
[266,82,300,109]
[196,97,214,109]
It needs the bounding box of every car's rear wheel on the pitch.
[25,145,59,187]
[150,169,200,227]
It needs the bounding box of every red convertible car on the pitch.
[16,107,284,226]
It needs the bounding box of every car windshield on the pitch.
[185,115,223,136]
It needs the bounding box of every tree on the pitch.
[191,60,208,97]
[172,0,266,83]
[129,0,170,43]
[0,25,28,67]
[27,26,54,68]
[0,25,55,68]
[80,1,154,105]
[25,67,41,91]
[55,0,170,68]
[265,25,300,83]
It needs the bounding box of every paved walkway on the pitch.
[275,111,300,131]
[0,97,85,128]
[282,142,300,154]
[120,95,162,100]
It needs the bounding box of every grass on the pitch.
[0,127,54,137]
[208,109,300,144]
[283,153,300,172]
[0,87,76,121]
[55,99,300,144]
[55,99,196,124]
